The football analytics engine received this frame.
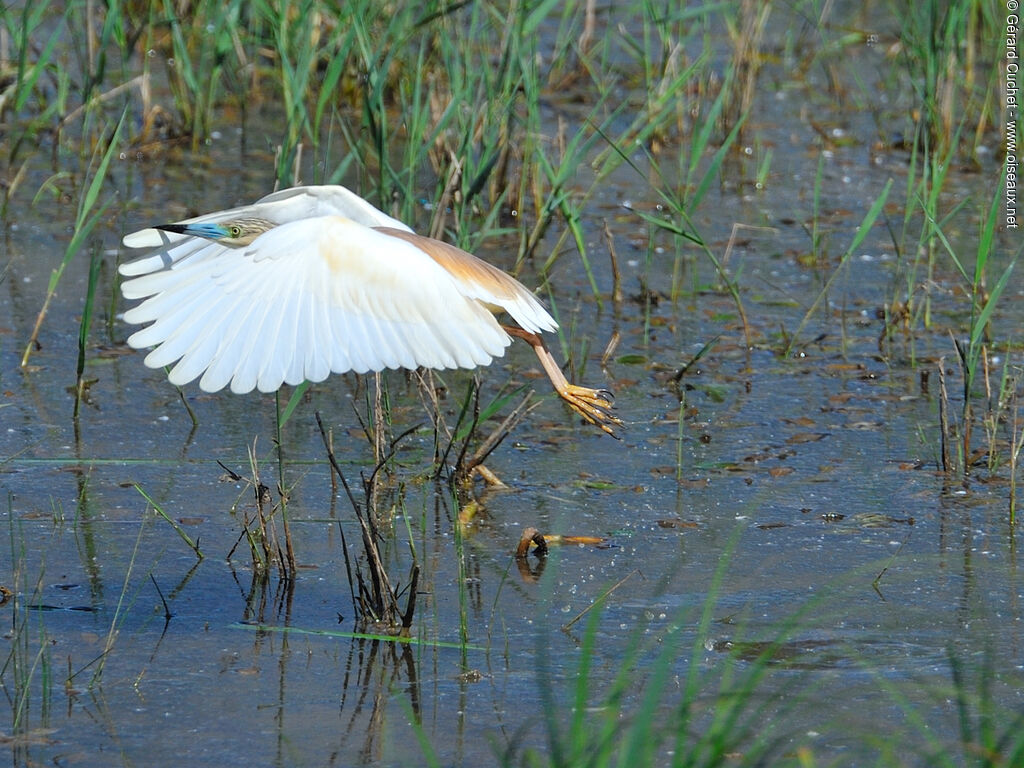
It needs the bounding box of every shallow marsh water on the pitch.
[2,5,1022,768]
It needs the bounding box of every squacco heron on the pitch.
[118,185,620,436]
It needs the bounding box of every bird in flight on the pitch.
[119,185,620,436]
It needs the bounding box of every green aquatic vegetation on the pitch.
[947,184,1017,475]
[159,0,248,147]
[317,411,421,633]
[878,0,1004,363]
[22,112,126,370]
[89,517,153,686]
[259,0,339,184]
[891,0,1000,160]
[503,534,806,767]
[131,484,203,560]
[1010,389,1024,524]
[785,178,893,358]
[921,178,1020,481]
[2,512,54,741]
[593,69,752,346]
[72,243,103,419]
[0,1,65,214]
[869,646,1024,768]
[893,125,963,339]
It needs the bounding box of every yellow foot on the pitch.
[559,384,622,438]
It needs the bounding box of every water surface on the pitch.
[1,5,1021,767]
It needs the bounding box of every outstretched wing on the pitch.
[120,215,515,393]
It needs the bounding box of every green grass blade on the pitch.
[279,381,311,428]
[785,178,894,357]
[132,484,204,560]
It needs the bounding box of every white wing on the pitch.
[121,215,517,393]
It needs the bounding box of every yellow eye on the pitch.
[229,225,243,238]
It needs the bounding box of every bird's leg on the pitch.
[504,326,622,438]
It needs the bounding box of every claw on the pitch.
[559,384,623,438]
[503,325,623,438]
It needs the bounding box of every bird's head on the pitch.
[156,217,276,247]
